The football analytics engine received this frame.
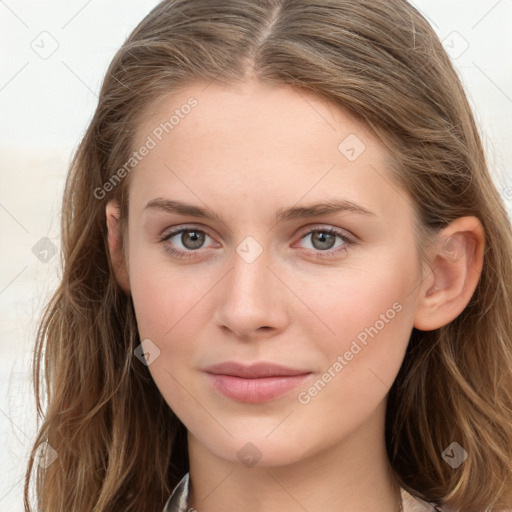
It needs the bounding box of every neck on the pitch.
[186,401,402,512]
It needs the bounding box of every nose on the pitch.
[212,246,290,340]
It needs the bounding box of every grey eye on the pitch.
[179,230,206,250]
[309,231,337,250]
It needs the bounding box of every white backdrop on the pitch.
[1,1,511,510]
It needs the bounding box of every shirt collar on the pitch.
[162,472,443,512]
[162,472,190,512]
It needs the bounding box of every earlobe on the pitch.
[413,216,485,331]
[106,200,131,294]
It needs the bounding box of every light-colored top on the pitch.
[162,472,444,511]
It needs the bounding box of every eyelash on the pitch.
[159,225,356,261]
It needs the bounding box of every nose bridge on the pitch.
[213,239,288,337]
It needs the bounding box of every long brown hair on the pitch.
[25,1,512,510]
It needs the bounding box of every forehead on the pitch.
[134,80,376,152]
[128,81,410,224]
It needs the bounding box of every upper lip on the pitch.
[204,362,311,378]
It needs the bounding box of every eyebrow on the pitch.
[143,197,377,223]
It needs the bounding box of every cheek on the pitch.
[295,252,418,387]
[295,253,416,338]
[289,265,416,450]
[128,242,210,341]
[129,264,208,420]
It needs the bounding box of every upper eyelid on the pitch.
[161,223,351,236]
[296,224,352,238]
[161,224,215,240]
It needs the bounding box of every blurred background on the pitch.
[1,1,511,510]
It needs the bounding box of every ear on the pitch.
[106,199,131,294]
[413,216,485,331]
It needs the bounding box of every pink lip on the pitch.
[204,362,312,403]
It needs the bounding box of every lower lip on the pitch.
[205,373,312,403]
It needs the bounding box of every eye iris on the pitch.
[311,231,336,250]
[182,230,205,249]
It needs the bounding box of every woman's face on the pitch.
[123,80,426,467]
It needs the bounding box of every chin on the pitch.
[199,431,314,469]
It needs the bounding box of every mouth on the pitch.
[204,361,313,403]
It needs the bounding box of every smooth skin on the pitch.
[106,80,484,512]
